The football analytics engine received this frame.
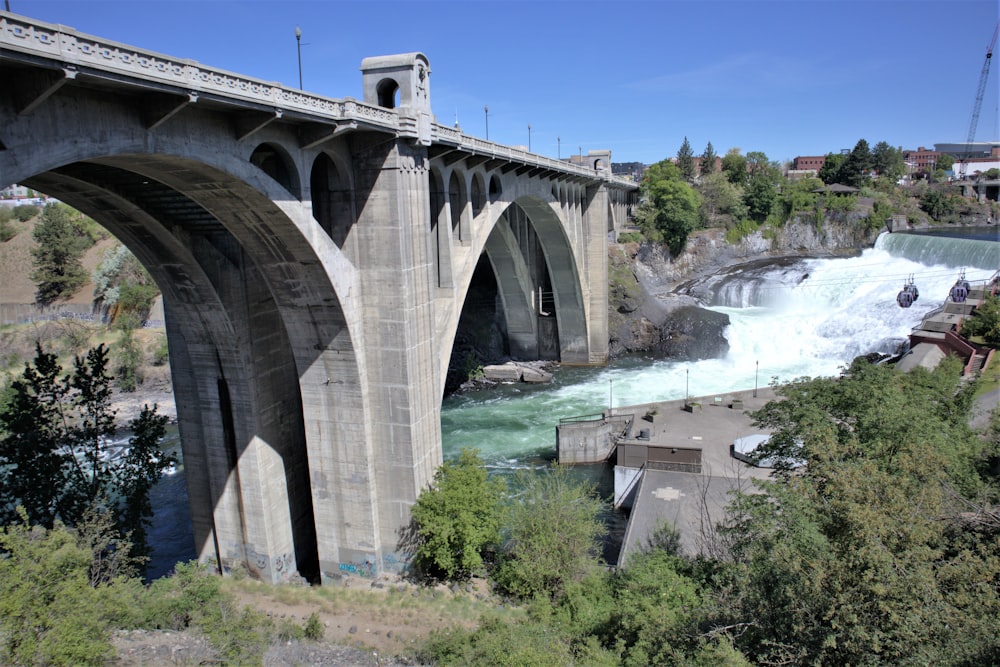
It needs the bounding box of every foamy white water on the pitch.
[441,232,999,467]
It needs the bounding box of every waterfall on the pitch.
[441,230,999,467]
[874,230,999,270]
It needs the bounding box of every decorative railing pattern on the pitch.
[1,11,637,188]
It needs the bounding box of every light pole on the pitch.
[557,136,561,159]
[295,26,303,90]
[754,360,759,398]
[686,368,689,403]
[609,379,613,415]
[528,124,532,152]
[484,105,489,140]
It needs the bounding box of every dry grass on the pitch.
[222,573,516,656]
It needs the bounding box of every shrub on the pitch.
[409,448,505,581]
[724,219,758,244]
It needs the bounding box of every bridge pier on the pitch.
[0,15,637,585]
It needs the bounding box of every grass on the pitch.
[975,357,1000,397]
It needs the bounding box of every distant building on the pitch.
[793,155,826,172]
[933,142,1000,160]
[613,162,645,180]
[903,147,941,172]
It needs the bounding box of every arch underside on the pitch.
[442,188,593,394]
[19,152,370,583]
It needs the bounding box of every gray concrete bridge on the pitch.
[0,12,638,582]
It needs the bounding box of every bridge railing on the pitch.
[2,11,637,189]
[0,12,399,127]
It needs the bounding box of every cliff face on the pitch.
[609,216,883,360]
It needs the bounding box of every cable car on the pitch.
[897,275,918,308]
[949,270,970,303]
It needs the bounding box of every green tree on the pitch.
[920,188,956,219]
[698,172,747,225]
[871,141,905,182]
[743,176,777,223]
[30,204,93,306]
[817,152,845,184]
[961,292,1000,346]
[0,344,171,562]
[637,159,702,255]
[700,141,718,176]
[677,136,696,181]
[494,465,607,601]
[409,448,505,580]
[839,138,873,188]
[723,358,1000,665]
[721,148,747,185]
[937,153,955,172]
[611,550,704,666]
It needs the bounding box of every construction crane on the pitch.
[961,22,999,178]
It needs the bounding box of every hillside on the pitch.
[0,212,117,310]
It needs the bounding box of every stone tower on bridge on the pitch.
[0,12,637,582]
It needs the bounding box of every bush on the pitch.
[0,514,142,666]
[409,448,505,581]
[724,219,758,244]
[493,466,606,601]
[12,204,39,222]
[617,231,645,244]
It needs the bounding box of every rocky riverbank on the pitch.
[607,216,886,360]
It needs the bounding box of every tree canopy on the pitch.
[637,159,702,255]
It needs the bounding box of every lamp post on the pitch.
[295,26,303,90]
[609,379,613,415]
[557,136,561,159]
[484,105,489,140]
[685,368,689,403]
[528,124,532,152]
[754,360,759,398]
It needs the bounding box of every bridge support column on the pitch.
[348,137,442,574]
[583,183,610,365]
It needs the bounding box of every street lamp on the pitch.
[295,26,303,90]
[754,360,759,398]
[557,136,561,159]
[528,124,532,152]
[484,105,489,140]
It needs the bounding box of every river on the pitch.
[146,228,1000,579]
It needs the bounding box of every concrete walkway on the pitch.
[615,387,778,566]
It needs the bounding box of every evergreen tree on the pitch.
[0,344,171,563]
[676,136,695,181]
[30,203,92,306]
[700,141,718,175]
[839,138,873,188]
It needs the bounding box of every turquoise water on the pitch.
[148,230,998,577]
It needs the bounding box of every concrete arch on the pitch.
[436,187,591,394]
[447,169,469,241]
[310,151,356,250]
[470,172,486,219]
[250,142,301,198]
[3,100,378,581]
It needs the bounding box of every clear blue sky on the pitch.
[10,0,1000,165]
